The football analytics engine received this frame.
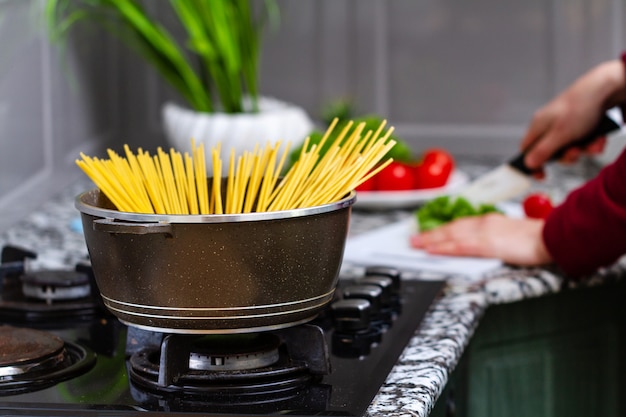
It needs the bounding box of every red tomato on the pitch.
[414,149,455,189]
[424,148,454,171]
[374,161,415,190]
[523,193,554,219]
[355,175,376,192]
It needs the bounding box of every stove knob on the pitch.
[358,276,393,307]
[330,298,371,332]
[331,298,382,359]
[365,266,401,294]
[342,284,382,315]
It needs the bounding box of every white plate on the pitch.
[354,170,470,210]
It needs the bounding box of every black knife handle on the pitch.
[509,113,621,175]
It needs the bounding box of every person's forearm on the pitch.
[619,52,626,120]
[598,58,626,110]
[541,54,626,278]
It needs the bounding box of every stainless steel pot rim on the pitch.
[75,189,356,223]
[100,290,334,311]
[104,299,330,320]
[121,317,316,334]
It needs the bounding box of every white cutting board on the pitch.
[343,217,502,279]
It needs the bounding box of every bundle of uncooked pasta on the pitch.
[76,118,396,214]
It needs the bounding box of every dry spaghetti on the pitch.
[76,118,396,214]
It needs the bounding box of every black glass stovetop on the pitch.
[0,264,445,417]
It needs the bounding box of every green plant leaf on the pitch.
[110,0,211,110]
[45,0,279,114]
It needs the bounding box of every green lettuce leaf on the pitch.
[415,195,501,232]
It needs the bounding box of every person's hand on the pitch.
[521,59,626,171]
[410,213,553,267]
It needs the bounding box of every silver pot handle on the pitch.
[93,218,174,236]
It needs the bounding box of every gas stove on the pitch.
[0,245,445,416]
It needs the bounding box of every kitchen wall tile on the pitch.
[260,0,625,156]
[0,0,121,232]
[0,1,45,197]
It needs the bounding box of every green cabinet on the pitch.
[432,280,626,416]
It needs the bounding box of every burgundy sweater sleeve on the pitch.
[543,148,626,277]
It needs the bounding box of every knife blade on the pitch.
[458,112,622,205]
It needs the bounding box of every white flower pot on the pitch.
[162,97,314,174]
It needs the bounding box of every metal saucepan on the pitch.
[75,188,355,334]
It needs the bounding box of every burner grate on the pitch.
[128,325,329,396]
[0,326,96,396]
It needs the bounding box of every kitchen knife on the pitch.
[458,113,622,205]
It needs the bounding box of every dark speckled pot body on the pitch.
[76,189,355,334]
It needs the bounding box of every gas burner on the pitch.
[0,325,96,395]
[188,333,281,371]
[0,245,104,326]
[128,325,330,399]
[21,270,91,303]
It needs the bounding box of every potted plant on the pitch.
[45,0,313,171]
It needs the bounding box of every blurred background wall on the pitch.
[0,0,624,231]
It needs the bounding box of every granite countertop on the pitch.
[1,157,623,417]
